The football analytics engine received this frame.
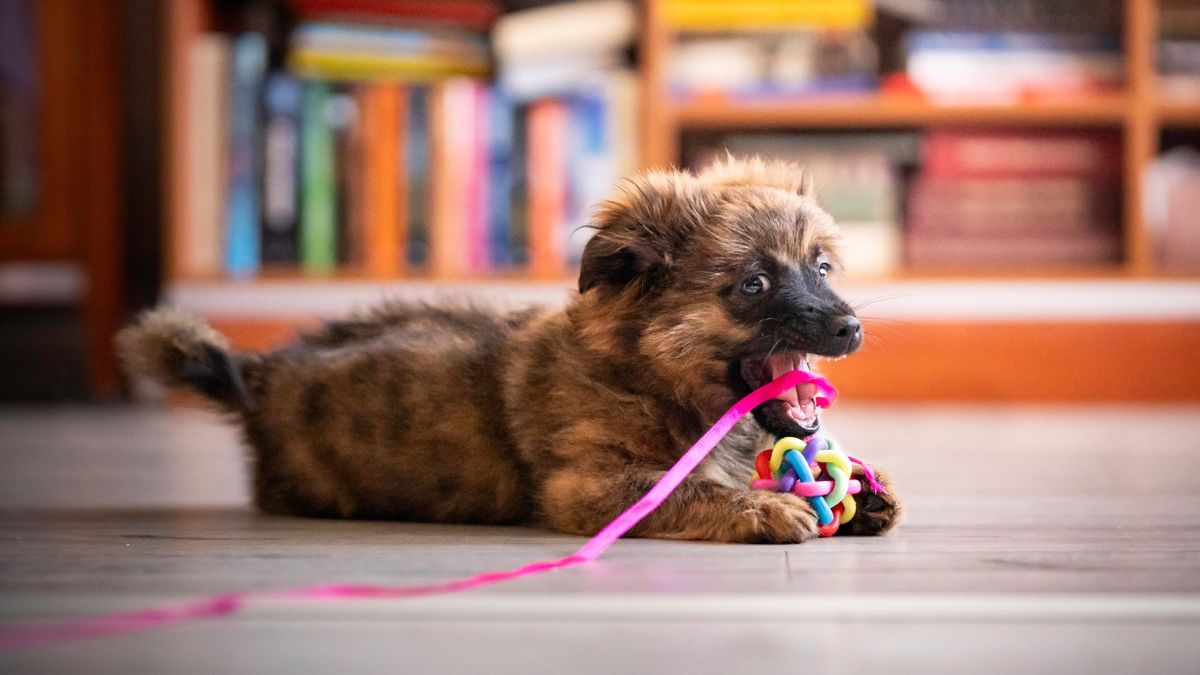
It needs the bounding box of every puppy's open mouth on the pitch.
[739,351,821,437]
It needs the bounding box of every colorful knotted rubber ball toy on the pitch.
[750,435,882,537]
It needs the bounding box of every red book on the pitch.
[526,100,569,279]
[922,130,1122,179]
[907,177,1121,237]
[361,83,406,279]
[290,0,501,31]
[906,233,1122,267]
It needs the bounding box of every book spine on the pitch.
[290,0,501,32]
[429,79,472,277]
[922,131,1122,178]
[362,83,404,278]
[526,99,568,278]
[299,81,338,271]
[330,87,364,267]
[225,34,267,278]
[180,34,229,279]
[261,73,302,265]
[467,82,489,272]
[487,88,515,268]
[508,103,529,267]
[405,86,430,268]
[566,92,612,266]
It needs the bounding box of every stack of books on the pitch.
[1146,148,1200,269]
[1160,0,1200,100]
[898,0,1122,103]
[906,130,1123,268]
[664,0,877,100]
[693,132,919,276]
[176,0,638,281]
[492,0,639,277]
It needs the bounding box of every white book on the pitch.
[493,0,636,63]
[180,34,230,278]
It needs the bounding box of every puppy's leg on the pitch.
[539,467,820,544]
[836,465,902,537]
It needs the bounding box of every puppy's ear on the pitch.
[578,236,668,294]
[578,171,700,294]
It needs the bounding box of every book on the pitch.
[670,32,877,98]
[360,83,406,278]
[179,34,229,278]
[289,0,502,33]
[225,33,267,278]
[329,88,364,267]
[1145,147,1200,268]
[908,177,1121,237]
[428,78,475,277]
[405,86,430,268]
[661,0,873,31]
[905,31,1122,102]
[906,234,1121,267]
[289,49,489,82]
[492,0,636,63]
[261,74,302,265]
[508,103,530,267]
[485,89,515,268]
[922,130,1122,179]
[526,99,569,279]
[465,82,488,271]
[565,93,612,265]
[299,81,338,272]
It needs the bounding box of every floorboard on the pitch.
[1,403,1199,673]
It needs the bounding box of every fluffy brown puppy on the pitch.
[119,158,902,543]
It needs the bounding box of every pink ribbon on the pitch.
[0,370,836,651]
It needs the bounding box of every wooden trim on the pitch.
[203,315,1200,402]
[1122,0,1157,276]
[79,0,125,398]
[638,0,676,168]
[822,321,1200,402]
[675,96,1131,129]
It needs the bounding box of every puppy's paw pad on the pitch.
[839,468,903,537]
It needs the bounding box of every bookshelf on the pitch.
[160,0,1200,401]
[638,0,1178,278]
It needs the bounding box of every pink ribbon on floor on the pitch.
[0,370,836,651]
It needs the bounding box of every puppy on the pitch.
[119,158,901,543]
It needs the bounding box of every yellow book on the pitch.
[288,50,489,81]
[663,0,872,31]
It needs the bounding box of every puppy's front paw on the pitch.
[731,491,821,544]
[837,466,903,537]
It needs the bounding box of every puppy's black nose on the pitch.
[826,314,862,352]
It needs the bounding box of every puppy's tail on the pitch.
[117,308,253,412]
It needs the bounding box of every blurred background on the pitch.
[1,0,1198,404]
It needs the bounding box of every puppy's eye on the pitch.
[818,263,832,278]
[741,274,770,295]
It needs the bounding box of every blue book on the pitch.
[405,86,429,267]
[906,31,1119,54]
[225,33,267,277]
[486,88,515,268]
[261,74,302,265]
[565,92,611,266]
[508,103,529,267]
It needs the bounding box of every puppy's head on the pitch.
[575,157,860,438]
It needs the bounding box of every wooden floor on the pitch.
[1,403,1199,673]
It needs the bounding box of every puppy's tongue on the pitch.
[765,352,818,424]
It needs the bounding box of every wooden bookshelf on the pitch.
[638,0,1183,279]
[159,0,1200,401]
[676,95,1132,129]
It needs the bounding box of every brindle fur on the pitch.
[119,158,902,543]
